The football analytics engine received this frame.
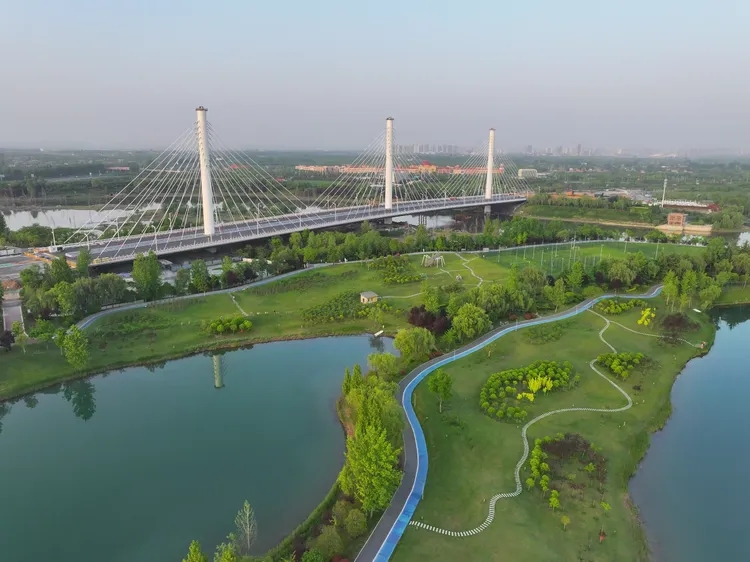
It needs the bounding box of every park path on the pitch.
[405,305,702,540]
[454,253,484,286]
[2,291,24,332]
[354,287,674,562]
[408,314,631,537]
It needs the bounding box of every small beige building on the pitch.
[360,291,379,304]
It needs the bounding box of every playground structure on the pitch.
[421,254,445,268]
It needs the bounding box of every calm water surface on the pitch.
[630,306,750,561]
[0,335,393,562]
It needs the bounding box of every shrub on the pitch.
[595,298,647,315]
[407,305,451,334]
[314,525,343,560]
[368,255,422,284]
[301,550,325,562]
[479,360,576,423]
[660,312,699,333]
[595,351,646,380]
[582,285,604,298]
[332,500,352,528]
[345,508,367,538]
[522,321,570,345]
[202,315,252,335]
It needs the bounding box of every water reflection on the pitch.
[61,380,97,421]
[213,354,225,389]
[712,304,750,331]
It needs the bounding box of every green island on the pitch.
[2,218,750,562]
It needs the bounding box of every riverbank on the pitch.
[2,243,705,402]
[389,297,714,562]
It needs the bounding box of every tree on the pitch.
[699,282,722,310]
[213,542,238,562]
[53,327,67,355]
[732,253,750,288]
[191,259,211,293]
[427,368,453,413]
[345,508,367,538]
[175,268,191,295]
[607,260,636,287]
[561,515,570,530]
[393,327,435,363]
[314,525,343,560]
[566,261,584,292]
[0,282,4,304]
[0,330,14,352]
[132,251,162,301]
[681,269,698,307]
[421,282,440,313]
[75,248,92,277]
[11,321,27,353]
[220,256,235,288]
[340,422,402,516]
[450,303,491,342]
[662,270,680,312]
[233,500,257,556]
[367,352,399,380]
[183,541,208,562]
[62,326,90,370]
[49,256,75,285]
[543,278,566,312]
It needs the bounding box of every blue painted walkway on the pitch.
[356,286,663,562]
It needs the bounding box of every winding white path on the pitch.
[409,314,659,537]
[454,253,484,286]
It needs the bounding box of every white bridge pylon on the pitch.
[62,109,533,264]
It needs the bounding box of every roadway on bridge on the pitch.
[63,195,525,264]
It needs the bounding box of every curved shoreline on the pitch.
[354,286,666,562]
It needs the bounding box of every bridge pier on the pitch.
[384,117,394,210]
[484,128,495,201]
[196,106,216,237]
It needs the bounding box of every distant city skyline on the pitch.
[2,1,748,152]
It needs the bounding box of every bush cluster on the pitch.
[367,255,422,285]
[479,360,578,424]
[522,322,568,345]
[202,315,252,335]
[302,291,361,324]
[407,305,451,334]
[595,351,645,380]
[595,298,647,315]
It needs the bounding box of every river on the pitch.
[0,335,394,562]
[630,306,750,561]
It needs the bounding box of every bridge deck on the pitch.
[60,194,525,265]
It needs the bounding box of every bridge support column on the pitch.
[484,128,495,201]
[384,117,394,210]
[484,205,491,216]
[213,355,224,389]
[196,106,215,237]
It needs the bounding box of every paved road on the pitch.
[0,254,36,281]
[354,286,663,562]
[61,195,525,264]
[2,294,23,332]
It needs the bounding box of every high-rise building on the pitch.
[576,143,582,156]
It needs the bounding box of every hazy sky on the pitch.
[2,0,749,151]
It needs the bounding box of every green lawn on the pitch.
[520,205,661,225]
[0,243,705,400]
[391,301,713,562]
[715,283,750,306]
[487,241,703,277]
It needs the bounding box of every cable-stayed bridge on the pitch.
[59,108,533,265]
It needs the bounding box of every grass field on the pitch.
[0,243,704,399]
[391,301,714,562]
[519,205,661,225]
